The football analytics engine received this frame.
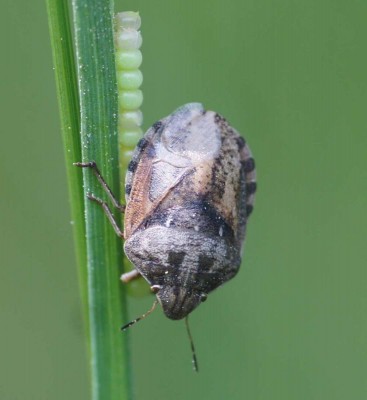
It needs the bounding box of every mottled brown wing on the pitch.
[123,104,222,239]
[123,141,194,239]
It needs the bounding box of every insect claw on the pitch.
[86,192,96,201]
[73,161,96,168]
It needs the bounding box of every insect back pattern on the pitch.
[123,103,256,320]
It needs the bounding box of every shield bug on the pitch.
[76,102,256,370]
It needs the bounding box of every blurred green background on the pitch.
[2,0,367,399]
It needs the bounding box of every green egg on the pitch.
[118,90,143,110]
[120,110,143,126]
[116,50,142,70]
[117,70,143,90]
[118,127,143,148]
[115,12,147,298]
[119,147,135,170]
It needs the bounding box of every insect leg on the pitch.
[121,269,141,283]
[87,193,124,238]
[74,161,125,213]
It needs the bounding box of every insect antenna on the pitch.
[121,300,158,331]
[185,316,199,372]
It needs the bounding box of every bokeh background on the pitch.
[2,0,367,399]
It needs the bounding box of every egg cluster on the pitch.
[115,12,149,296]
[114,12,143,198]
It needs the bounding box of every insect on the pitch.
[75,103,256,370]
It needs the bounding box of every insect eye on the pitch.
[200,294,208,302]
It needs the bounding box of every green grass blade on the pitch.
[45,0,88,325]
[71,0,132,399]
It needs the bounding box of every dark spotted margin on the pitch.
[238,138,256,219]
